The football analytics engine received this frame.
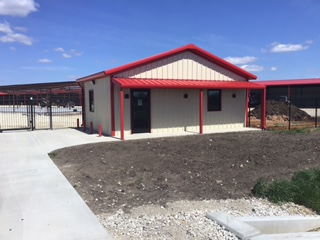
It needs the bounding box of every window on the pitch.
[207,89,221,111]
[89,90,94,112]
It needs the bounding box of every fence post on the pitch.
[288,100,291,131]
[77,118,80,129]
[315,98,318,128]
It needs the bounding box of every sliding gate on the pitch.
[0,82,83,132]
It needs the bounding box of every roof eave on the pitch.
[76,71,107,83]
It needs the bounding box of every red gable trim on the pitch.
[112,78,265,90]
[254,78,320,87]
[77,44,257,83]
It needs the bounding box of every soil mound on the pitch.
[251,99,312,121]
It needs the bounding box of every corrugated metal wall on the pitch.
[117,51,246,82]
[151,89,246,134]
[151,89,199,134]
[84,77,112,135]
[204,89,246,131]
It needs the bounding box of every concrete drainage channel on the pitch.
[206,212,320,239]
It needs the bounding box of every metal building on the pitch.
[77,44,266,140]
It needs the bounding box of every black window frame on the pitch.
[207,89,222,111]
[89,90,94,112]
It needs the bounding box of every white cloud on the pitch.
[224,56,257,65]
[38,58,52,63]
[270,66,277,71]
[270,42,309,53]
[22,66,72,71]
[54,47,83,58]
[62,53,71,58]
[241,65,264,72]
[70,49,82,56]
[0,22,33,45]
[15,26,28,32]
[54,47,64,52]
[0,0,39,17]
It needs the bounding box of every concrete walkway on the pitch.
[0,129,116,240]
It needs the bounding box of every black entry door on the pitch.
[131,89,151,133]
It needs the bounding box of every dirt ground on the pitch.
[51,129,320,216]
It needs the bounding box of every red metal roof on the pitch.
[77,44,257,83]
[112,78,265,90]
[254,78,320,87]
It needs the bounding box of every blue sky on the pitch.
[0,0,319,85]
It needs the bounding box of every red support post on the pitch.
[246,90,250,127]
[261,87,267,130]
[90,122,93,134]
[199,89,204,134]
[120,88,125,140]
[99,124,102,137]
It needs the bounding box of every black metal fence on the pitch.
[249,96,320,130]
[0,83,83,131]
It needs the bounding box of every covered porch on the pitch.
[111,78,266,140]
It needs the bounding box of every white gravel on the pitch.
[98,198,316,239]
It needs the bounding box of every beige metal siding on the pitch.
[204,89,246,131]
[117,51,246,81]
[84,77,112,135]
[151,89,199,134]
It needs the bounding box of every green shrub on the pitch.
[252,168,320,213]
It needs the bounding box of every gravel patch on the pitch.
[98,198,316,239]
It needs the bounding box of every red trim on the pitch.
[77,44,257,83]
[149,89,152,133]
[110,79,115,137]
[130,89,133,135]
[254,78,320,87]
[199,89,204,134]
[120,88,125,140]
[112,78,265,90]
[246,90,250,127]
[261,88,267,130]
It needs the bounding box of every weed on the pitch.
[252,168,320,213]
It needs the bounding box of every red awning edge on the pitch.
[112,78,265,90]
